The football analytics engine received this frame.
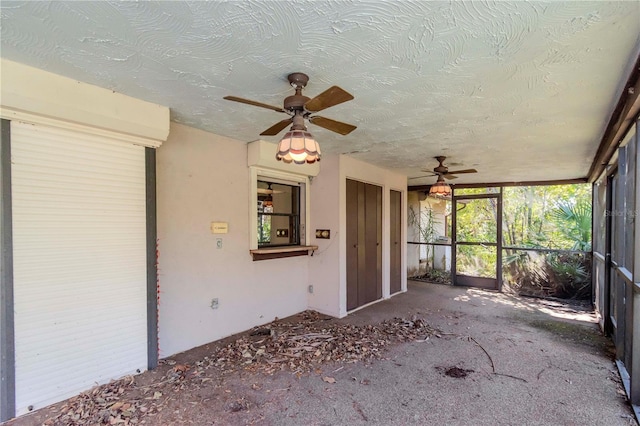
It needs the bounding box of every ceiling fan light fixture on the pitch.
[263,196,273,210]
[429,176,452,197]
[260,183,275,212]
[276,129,321,164]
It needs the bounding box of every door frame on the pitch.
[604,172,614,336]
[451,189,503,291]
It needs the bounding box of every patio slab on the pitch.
[8,281,636,425]
[248,281,634,425]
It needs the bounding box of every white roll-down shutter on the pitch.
[11,121,147,415]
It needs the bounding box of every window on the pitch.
[257,180,301,247]
[247,144,316,259]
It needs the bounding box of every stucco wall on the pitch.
[407,191,421,277]
[421,198,450,271]
[307,155,342,317]
[157,125,408,355]
[157,123,309,357]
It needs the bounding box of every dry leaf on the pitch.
[110,402,124,411]
[37,310,438,426]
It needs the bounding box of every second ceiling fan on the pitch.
[410,156,478,181]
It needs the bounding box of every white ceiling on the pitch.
[1,1,639,184]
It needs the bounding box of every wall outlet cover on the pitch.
[315,229,330,239]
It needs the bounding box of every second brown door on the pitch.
[390,190,402,294]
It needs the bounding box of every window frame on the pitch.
[249,166,310,251]
[257,180,301,248]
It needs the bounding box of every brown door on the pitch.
[346,179,360,310]
[346,179,382,310]
[390,190,402,294]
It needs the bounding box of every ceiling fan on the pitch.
[409,156,478,181]
[257,183,283,195]
[224,72,357,136]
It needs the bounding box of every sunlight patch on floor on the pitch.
[455,288,536,311]
[454,288,596,323]
[534,306,596,323]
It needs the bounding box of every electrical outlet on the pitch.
[308,285,314,294]
[315,229,330,239]
[210,298,219,309]
[216,238,222,249]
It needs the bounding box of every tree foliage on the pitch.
[411,184,593,299]
[547,199,592,251]
[502,184,591,250]
[500,184,592,299]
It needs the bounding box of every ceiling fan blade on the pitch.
[443,174,459,180]
[408,175,432,180]
[309,116,357,135]
[447,169,477,174]
[223,96,286,113]
[257,188,283,194]
[260,119,292,136]
[304,86,354,113]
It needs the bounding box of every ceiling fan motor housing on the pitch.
[434,156,448,174]
[284,72,311,111]
[284,94,310,111]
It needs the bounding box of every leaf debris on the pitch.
[203,311,437,376]
[40,311,436,425]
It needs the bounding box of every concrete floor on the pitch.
[8,280,637,425]
[252,281,637,425]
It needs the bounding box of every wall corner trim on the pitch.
[0,119,15,421]
[145,148,158,370]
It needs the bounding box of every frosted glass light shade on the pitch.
[276,130,321,164]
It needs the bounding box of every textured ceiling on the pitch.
[1,1,639,184]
